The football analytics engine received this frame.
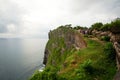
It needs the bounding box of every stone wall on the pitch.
[114,42,120,80]
[111,33,120,70]
[113,42,120,70]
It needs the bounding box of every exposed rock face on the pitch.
[43,26,87,65]
[91,29,120,43]
[92,30,110,37]
[43,49,49,65]
[110,32,120,71]
[110,33,120,42]
[113,42,120,69]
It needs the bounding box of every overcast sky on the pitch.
[0,0,120,38]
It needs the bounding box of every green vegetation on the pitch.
[58,38,116,80]
[104,42,116,62]
[100,36,110,42]
[100,23,111,31]
[110,18,120,33]
[30,35,116,80]
[90,18,120,33]
[30,17,120,79]
[29,17,120,79]
[73,26,88,30]
[91,22,103,31]
[46,26,76,67]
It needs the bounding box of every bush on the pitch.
[30,66,68,80]
[75,59,94,80]
[100,23,111,31]
[29,71,48,80]
[84,34,89,37]
[110,18,120,33]
[101,36,110,42]
[91,22,103,31]
[104,42,116,61]
[80,59,93,74]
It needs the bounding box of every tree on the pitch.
[110,18,120,33]
[100,23,111,31]
[74,26,88,30]
[91,22,103,30]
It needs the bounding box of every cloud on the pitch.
[7,24,16,33]
[0,0,23,33]
[67,0,120,15]
[63,0,120,26]
[0,0,120,38]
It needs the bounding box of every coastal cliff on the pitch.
[43,26,87,65]
[30,25,117,80]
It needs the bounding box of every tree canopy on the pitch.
[91,22,103,30]
[89,18,120,33]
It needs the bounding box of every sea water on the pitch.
[0,38,47,80]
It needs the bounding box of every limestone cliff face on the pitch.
[43,26,87,65]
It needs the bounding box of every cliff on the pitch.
[30,26,116,80]
[43,26,87,65]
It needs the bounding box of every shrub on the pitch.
[110,18,120,33]
[101,36,110,42]
[104,42,116,61]
[75,59,94,80]
[91,22,103,31]
[84,34,89,37]
[100,23,111,31]
[80,59,93,74]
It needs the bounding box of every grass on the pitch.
[30,36,117,80]
[57,38,116,80]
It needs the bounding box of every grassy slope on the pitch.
[30,35,116,80]
[58,37,116,80]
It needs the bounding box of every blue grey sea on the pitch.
[0,38,47,80]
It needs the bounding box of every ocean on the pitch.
[0,38,47,80]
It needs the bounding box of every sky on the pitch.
[0,0,120,38]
